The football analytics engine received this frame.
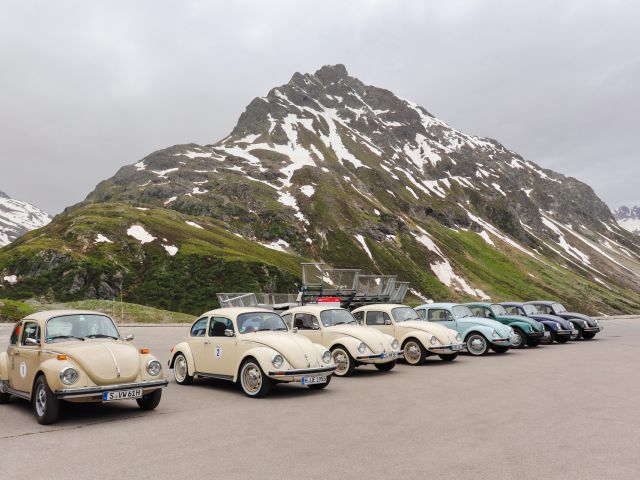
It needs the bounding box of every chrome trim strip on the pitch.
[5,386,31,400]
[194,371,234,381]
[102,343,121,379]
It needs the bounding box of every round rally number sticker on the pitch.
[215,346,222,358]
[19,361,27,378]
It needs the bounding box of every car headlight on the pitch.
[430,336,437,345]
[147,360,162,376]
[491,329,499,338]
[60,367,78,385]
[358,342,366,353]
[583,321,589,327]
[594,319,599,326]
[455,333,461,343]
[322,350,332,364]
[391,339,399,350]
[271,354,284,369]
[509,328,515,335]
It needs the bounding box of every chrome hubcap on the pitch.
[35,385,46,417]
[174,356,187,382]
[468,336,486,354]
[332,350,348,375]
[512,332,523,347]
[242,364,262,394]
[405,342,421,363]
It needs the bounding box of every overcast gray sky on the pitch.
[1,0,638,214]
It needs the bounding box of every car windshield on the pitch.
[320,309,357,327]
[46,314,119,342]
[522,304,539,315]
[491,304,508,315]
[552,303,567,313]
[391,307,421,322]
[452,306,475,319]
[237,312,288,334]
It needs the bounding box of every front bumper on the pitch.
[583,326,601,333]
[490,337,512,345]
[556,329,574,337]
[356,350,402,364]
[428,343,465,354]
[268,365,337,382]
[55,379,168,400]
[527,331,546,338]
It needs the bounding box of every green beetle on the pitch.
[464,303,547,348]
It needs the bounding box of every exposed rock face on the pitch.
[0,190,51,246]
[2,65,640,314]
[614,206,640,235]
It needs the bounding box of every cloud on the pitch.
[0,0,637,212]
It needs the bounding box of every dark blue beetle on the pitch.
[524,301,602,340]
[498,302,576,344]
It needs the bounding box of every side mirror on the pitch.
[384,318,392,325]
[124,333,135,342]
[24,338,39,346]
[224,329,235,337]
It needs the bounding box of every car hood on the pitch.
[497,315,544,332]
[325,325,392,353]
[457,317,512,337]
[558,312,597,326]
[52,340,141,385]
[530,313,572,329]
[398,321,459,343]
[243,332,323,369]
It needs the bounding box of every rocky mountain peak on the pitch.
[614,205,640,234]
[0,191,51,246]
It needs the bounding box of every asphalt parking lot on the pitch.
[1,318,639,480]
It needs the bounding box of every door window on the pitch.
[209,317,233,337]
[427,309,453,322]
[294,313,319,330]
[20,322,40,346]
[190,317,208,337]
[366,311,389,326]
[352,311,364,324]
[281,313,292,328]
[415,309,426,320]
[470,307,490,318]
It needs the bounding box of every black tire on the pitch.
[331,346,356,377]
[570,324,583,340]
[172,353,194,385]
[491,345,509,354]
[239,359,273,398]
[375,360,397,372]
[526,339,541,347]
[438,353,458,361]
[402,338,427,365]
[307,375,332,390]
[510,328,527,349]
[556,336,570,344]
[136,389,162,410]
[33,375,61,425]
[465,332,489,356]
[540,328,556,345]
[581,332,596,340]
[0,382,10,404]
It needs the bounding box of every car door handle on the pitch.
[204,341,211,345]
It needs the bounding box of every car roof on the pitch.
[498,302,524,307]
[417,303,458,309]
[23,310,111,323]
[351,304,407,312]
[524,300,554,305]
[201,307,274,318]
[464,302,492,308]
[284,305,346,314]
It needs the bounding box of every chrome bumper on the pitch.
[356,351,402,363]
[55,380,168,399]
[428,344,464,354]
[268,365,336,381]
[528,331,545,338]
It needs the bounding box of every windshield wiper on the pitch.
[48,335,85,342]
[85,334,118,340]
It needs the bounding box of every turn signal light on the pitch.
[139,348,150,354]
[57,354,67,361]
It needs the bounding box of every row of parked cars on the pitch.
[0,299,601,424]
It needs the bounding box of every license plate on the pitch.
[451,344,462,351]
[301,376,327,385]
[103,388,143,401]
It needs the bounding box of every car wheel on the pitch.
[510,328,526,349]
[0,381,10,404]
[570,324,583,340]
[581,332,596,340]
[33,375,60,425]
[375,360,396,372]
[526,339,541,347]
[307,375,332,390]
[331,346,356,377]
[239,360,272,398]
[490,345,509,353]
[540,328,556,345]
[403,339,426,365]
[173,353,194,385]
[466,333,489,356]
[137,389,162,410]
[438,353,458,361]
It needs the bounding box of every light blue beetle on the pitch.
[414,303,515,356]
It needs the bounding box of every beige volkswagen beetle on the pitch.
[169,307,337,397]
[351,304,464,364]
[281,305,402,376]
[0,310,167,424]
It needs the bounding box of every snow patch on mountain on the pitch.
[127,225,156,244]
[0,191,51,246]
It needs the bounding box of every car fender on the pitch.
[0,352,9,381]
[327,336,362,359]
[399,330,433,349]
[508,321,534,333]
[237,346,279,382]
[461,325,494,342]
[170,342,196,376]
[35,358,86,397]
[312,343,329,358]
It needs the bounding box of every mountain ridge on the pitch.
[0,190,51,247]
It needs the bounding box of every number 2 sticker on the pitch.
[215,346,222,358]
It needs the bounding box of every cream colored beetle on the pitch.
[0,310,167,424]
[169,307,337,397]
[351,304,464,364]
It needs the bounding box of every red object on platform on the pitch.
[318,297,341,303]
